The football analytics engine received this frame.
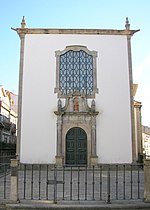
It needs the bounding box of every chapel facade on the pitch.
[14,17,140,165]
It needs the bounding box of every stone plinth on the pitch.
[10,159,19,202]
[90,155,98,166]
[55,156,64,166]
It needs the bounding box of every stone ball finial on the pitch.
[125,17,130,30]
[21,16,26,28]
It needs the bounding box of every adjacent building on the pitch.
[142,126,150,158]
[133,84,143,162]
[0,86,17,160]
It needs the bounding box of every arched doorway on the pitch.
[66,127,87,165]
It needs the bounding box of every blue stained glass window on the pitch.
[59,50,93,95]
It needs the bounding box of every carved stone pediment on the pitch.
[54,95,99,115]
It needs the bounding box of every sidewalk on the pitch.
[4,200,150,210]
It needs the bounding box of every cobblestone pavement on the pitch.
[0,165,144,203]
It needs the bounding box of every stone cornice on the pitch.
[12,28,140,36]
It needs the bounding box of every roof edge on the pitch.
[11,28,140,36]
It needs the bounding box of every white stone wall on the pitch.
[20,34,132,163]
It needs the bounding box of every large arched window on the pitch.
[55,46,98,98]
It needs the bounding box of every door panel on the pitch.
[66,127,87,165]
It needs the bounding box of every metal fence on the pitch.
[18,164,144,203]
[0,155,15,199]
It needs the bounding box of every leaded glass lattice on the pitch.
[55,46,98,98]
[59,50,93,96]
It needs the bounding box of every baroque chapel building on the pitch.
[13,17,141,165]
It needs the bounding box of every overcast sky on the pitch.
[0,0,150,126]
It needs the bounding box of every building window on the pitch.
[55,46,98,98]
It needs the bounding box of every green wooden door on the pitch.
[66,127,87,165]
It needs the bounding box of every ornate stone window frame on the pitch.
[54,45,98,98]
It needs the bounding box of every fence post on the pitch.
[10,159,19,202]
[107,165,111,204]
[144,159,150,202]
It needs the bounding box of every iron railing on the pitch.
[18,164,144,203]
[0,155,16,199]
[0,162,11,199]
[0,155,16,165]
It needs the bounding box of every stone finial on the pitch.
[21,16,26,28]
[91,99,95,111]
[58,99,62,111]
[125,17,130,30]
